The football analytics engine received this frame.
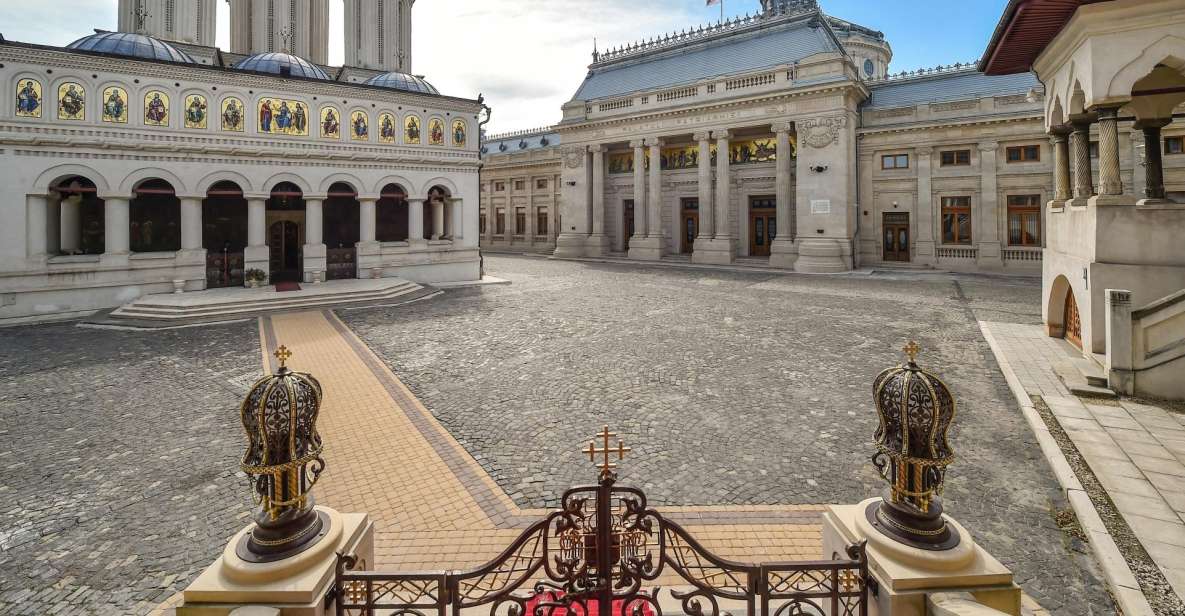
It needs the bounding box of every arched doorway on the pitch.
[130,179,181,253]
[54,176,104,255]
[428,185,450,240]
[377,183,409,242]
[324,182,360,280]
[268,182,305,283]
[203,181,248,288]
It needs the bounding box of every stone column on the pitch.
[303,198,326,283]
[44,192,61,257]
[431,198,445,241]
[1105,289,1135,395]
[357,196,381,278]
[695,132,714,241]
[1070,118,1094,201]
[25,194,48,261]
[1138,120,1169,201]
[1096,106,1124,197]
[914,147,935,264]
[408,198,426,246]
[769,122,796,268]
[450,198,464,242]
[244,197,269,280]
[713,129,734,263]
[631,139,648,237]
[101,196,131,266]
[180,197,203,251]
[359,197,377,243]
[59,194,81,254]
[586,145,610,254]
[627,139,662,260]
[1050,130,1071,202]
[647,138,663,244]
[977,141,1002,268]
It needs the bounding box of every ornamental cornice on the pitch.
[855,112,1043,138]
[12,148,481,174]
[0,45,481,113]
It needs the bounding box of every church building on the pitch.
[0,0,482,322]
[479,0,1184,275]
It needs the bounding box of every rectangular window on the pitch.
[1007,194,1042,246]
[940,150,971,166]
[495,208,505,234]
[495,182,505,192]
[1166,137,1184,155]
[882,154,909,169]
[1006,145,1041,162]
[479,212,487,235]
[514,180,526,191]
[941,196,972,245]
[536,208,549,237]
[536,179,548,190]
[515,207,526,235]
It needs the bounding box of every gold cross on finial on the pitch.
[584,425,631,480]
[274,345,293,368]
[903,341,920,363]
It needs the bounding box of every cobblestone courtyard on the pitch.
[0,256,1114,614]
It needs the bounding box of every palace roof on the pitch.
[866,68,1040,108]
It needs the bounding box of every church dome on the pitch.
[66,31,196,64]
[364,72,439,95]
[233,52,330,81]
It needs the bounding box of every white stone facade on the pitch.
[344,0,415,73]
[119,0,218,47]
[229,0,331,64]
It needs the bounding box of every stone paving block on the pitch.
[1109,439,1178,461]
[1125,514,1185,549]
[1130,454,1185,478]
[1110,491,1183,524]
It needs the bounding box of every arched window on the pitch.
[131,179,181,253]
[55,176,104,255]
[377,183,408,241]
[204,181,247,288]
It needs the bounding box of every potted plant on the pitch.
[244,269,268,288]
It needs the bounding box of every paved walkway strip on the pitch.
[981,321,1185,615]
[260,310,822,572]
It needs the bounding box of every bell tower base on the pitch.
[823,498,1022,616]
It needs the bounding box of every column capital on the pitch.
[1069,116,1094,132]
[916,146,933,156]
[1133,117,1172,130]
[407,197,427,204]
[588,144,605,153]
[712,129,732,141]
[771,121,793,134]
[977,141,999,153]
[357,195,380,203]
[692,131,712,142]
[1048,131,1069,144]
[629,139,646,149]
[1093,104,1125,120]
[302,194,328,202]
[645,137,664,148]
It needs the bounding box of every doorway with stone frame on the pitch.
[882,212,910,262]
[680,198,699,254]
[748,196,776,257]
[266,182,306,284]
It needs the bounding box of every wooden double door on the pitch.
[681,198,699,254]
[749,197,776,257]
[623,200,635,251]
[882,212,910,262]
[268,220,302,282]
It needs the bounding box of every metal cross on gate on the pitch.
[584,425,630,480]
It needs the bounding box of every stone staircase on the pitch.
[1052,352,1117,399]
[82,278,436,329]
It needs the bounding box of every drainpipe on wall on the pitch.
[477,94,492,277]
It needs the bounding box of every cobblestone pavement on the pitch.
[0,321,261,615]
[341,256,1116,615]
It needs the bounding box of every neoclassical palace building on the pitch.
[480,0,1185,274]
[1,0,482,322]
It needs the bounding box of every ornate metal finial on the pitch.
[278,27,293,54]
[132,3,151,32]
[274,345,293,368]
[584,425,631,480]
[902,341,920,364]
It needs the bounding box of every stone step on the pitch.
[1070,356,1109,388]
[112,282,419,316]
[111,285,422,321]
[1051,361,1117,399]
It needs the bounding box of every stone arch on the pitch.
[317,173,367,195]
[418,176,458,198]
[262,172,313,195]
[33,163,111,195]
[195,170,255,195]
[1046,274,1074,337]
[371,174,416,196]
[119,167,189,197]
[1068,80,1087,117]
[1048,94,1066,128]
[1107,35,1185,100]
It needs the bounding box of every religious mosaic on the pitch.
[350,110,369,141]
[608,151,636,174]
[725,138,779,164]
[102,86,128,124]
[259,98,309,136]
[428,117,445,145]
[144,90,169,126]
[221,97,245,132]
[184,94,208,129]
[404,114,421,144]
[660,144,712,170]
[452,119,467,147]
[378,112,397,144]
[320,105,340,139]
[57,82,85,121]
[15,78,42,118]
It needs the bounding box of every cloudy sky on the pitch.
[0,0,1007,134]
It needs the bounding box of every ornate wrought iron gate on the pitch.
[334,429,868,616]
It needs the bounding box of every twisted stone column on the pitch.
[1096,107,1123,196]
[1070,119,1094,200]
[1139,120,1170,200]
[1050,131,1071,201]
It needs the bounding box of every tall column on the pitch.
[359,197,377,243]
[768,122,796,268]
[630,140,648,237]
[356,196,381,278]
[180,197,203,251]
[303,198,326,283]
[627,139,661,261]
[1096,106,1124,197]
[449,198,464,241]
[44,192,61,256]
[1070,118,1094,201]
[695,132,714,241]
[60,194,81,254]
[25,194,48,260]
[586,144,609,255]
[1139,120,1169,201]
[244,197,269,280]
[408,198,426,246]
[432,199,445,241]
[694,129,735,265]
[914,147,935,263]
[1050,130,1071,202]
[714,129,732,243]
[977,141,1002,268]
[483,193,494,243]
[101,196,131,266]
[647,138,663,245]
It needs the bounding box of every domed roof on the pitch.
[233,52,330,81]
[364,72,439,95]
[66,31,196,64]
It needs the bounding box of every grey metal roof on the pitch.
[364,72,439,95]
[482,131,561,156]
[866,69,1039,108]
[573,20,839,101]
[66,32,196,64]
[232,52,330,80]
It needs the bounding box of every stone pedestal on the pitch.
[585,233,612,256]
[244,246,270,283]
[178,507,374,616]
[823,499,1020,616]
[794,238,848,273]
[691,237,734,265]
[302,243,327,284]
[627,235,663,261]
[355,241,382,279]
[553,233,588,258]
[768,238,798,269]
